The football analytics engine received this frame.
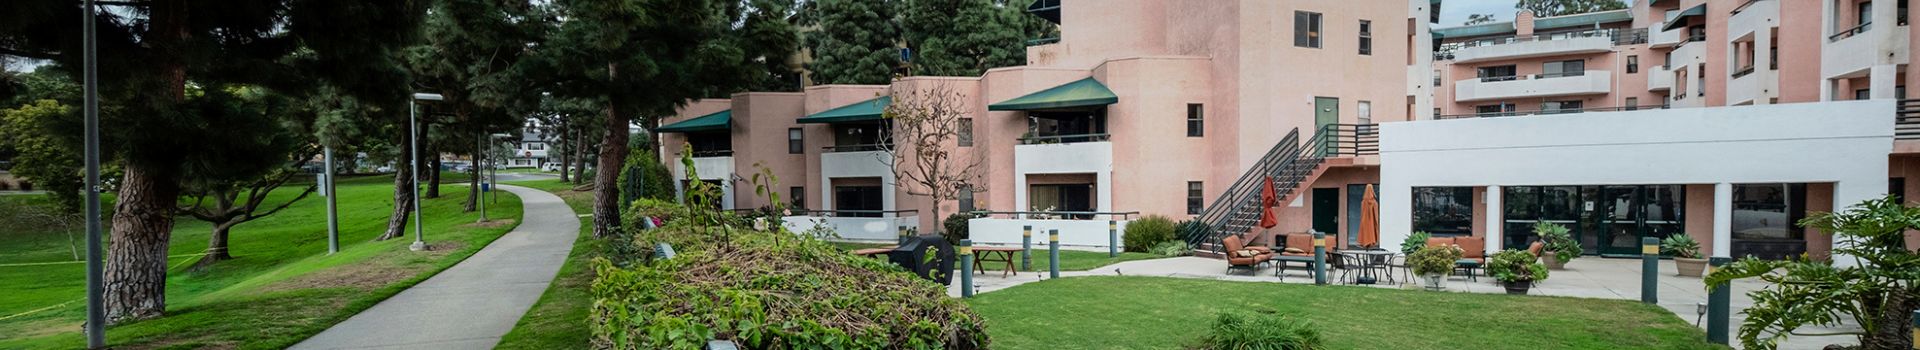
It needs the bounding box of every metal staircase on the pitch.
[1186,124,1377,256]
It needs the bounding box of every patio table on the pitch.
[1454,259,1481,282]
[972,247,1021,277]
[1270,255,1319,280]
[1337,249,1396,285]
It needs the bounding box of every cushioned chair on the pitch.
[1222,235,1273,274]
[1526,241,1546,260]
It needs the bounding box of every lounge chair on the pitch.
[1222,235,1273,274]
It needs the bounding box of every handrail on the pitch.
[1477,75,1520,82]
[1830,21,1871,42]
[789,209,920,217]
[1185,129,1305,247]
[1436,105,1672,120]
[689,150,734,157]
[1018,133,1111,145]
[1896,99,1920,140]
[1533,71,1587,79]
[1434,28,1636,60]
[1313,124,1379,157]
[973,211,1142,220]
[1026,37,1061,46]
[822,144,889,152]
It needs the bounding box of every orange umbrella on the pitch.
[1359,184,1380,248]
[1258,177,1279,229]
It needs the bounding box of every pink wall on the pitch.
[1095,57,1214,223]
[727,92,807,210]
[657,99,733,162]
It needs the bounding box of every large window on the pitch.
[958,118,974,147]
[1542,100,1583,113]
[787,128,803,154]
[1732,184,1805,241]
[1030,183,1095,216]
[1186,104,1204,137]
[687,131,732,156]
[1476,103,1515,116]
[835,185,884,217]
[1477,65,1517,81]
[1626,55,1639,74]
[1294,11,1322,48]
[1187,181,1204,215]
[1542,60,1585,78]
[1411,187,1474,236]
[959,186,975,212]
[1027,109,1107,143]
[1357,20,1372,55]
[790,186,805,210]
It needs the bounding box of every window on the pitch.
[835,185,884,217]
[1542,100,1583,113]
[1731,184,1806,241]
[1542,60,1585,78]
[1187,181,1204,215]
[1432,69,1441,86]
[1476,65,1517,81]
[1893,178,1907,203]
[1358,20,1372,55]
[1625,97,1640,110]
[1357,101,1372,125]
[1860,1,1873,26]
[790,186,805,210]
[958,118,973,147]
[1626,55,1639,74]
[1856,88,1872,100]
[1769,45,1778,70]
[1476,103,1515,116]
[1411,187,1474,236]
[525,142,545,151]
[1294,11,1322,48]
[787,128,803,154]
[959,186,975,212]
[1186,104,1204,137]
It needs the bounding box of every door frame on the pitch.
[1311,187,1341,236]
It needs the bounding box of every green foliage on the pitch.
[1195,311,1325,350]
[1175,219,1211,244]
[898,0,1049,77]
[623,199,687,228]
[1704,195,1920,350]
[1408,245,1462,276]
[1400,231,1432,255]
[1487,249,1548,284]
[1148,241,1191,257]
[619,150,675,207]
[590,225,989,349]
[800,0,901,85]
[0,98,85,212]
[1534,221,1579,263]
[943,213,974,244]
[1660,235,1701,259]
[1123,215,1177,253]
[1515,0,1628,17]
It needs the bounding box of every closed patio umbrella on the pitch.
[1359,184,1379,248]
[1258,176,1279,229]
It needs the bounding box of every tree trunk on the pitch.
[557,128,571,183]
[1863,292,1917,349]
[379,129,415,241]
[573,132,589,185]
[197,219,239,267]
[464,150,479,212]
[104,163,180,323]
[427,157,442,199]
[593,96,629,237]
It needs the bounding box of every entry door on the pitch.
[1590,185,1685,255]
[1314,97,1339,155]
[1312,188,1340,236]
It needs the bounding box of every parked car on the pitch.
[541,162,563,172]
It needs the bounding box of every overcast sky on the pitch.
[1438,0,1637,28]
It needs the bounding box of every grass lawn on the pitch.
[497,178,596,349]
[826,241,1164,272]
[967,276,1723,350]
[0,174,522,349]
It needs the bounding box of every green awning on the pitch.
[1662,4,1705,31]
[655,110,731,133]
[1534,9,1633,31]
[796,96,890,124]
[988,77,1118,111]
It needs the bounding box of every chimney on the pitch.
[1515,10,1536,37]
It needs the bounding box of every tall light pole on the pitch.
[80,0,106,347]
[408,93,443,252]
[323,146,339,254]
[476,132,487,222]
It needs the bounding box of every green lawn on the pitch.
[497,178,596,349]
[967,276,1723,350]
[0,174,523,349]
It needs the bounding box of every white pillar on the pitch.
[1830,179,1886,267]
[1379,183,1414,253]
[1712,182,1733,258]
[1753,27,1774,105]
[1486,185,1504,252]
[1871,64,1899,99]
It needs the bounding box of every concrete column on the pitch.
[1380,183,1414,254]
[1486,185,1504,252]
[1831,179,1886,267]
[1872,64,1899,99]
[1754,27,1774,104]
[1713,182,1733,258]
[1013,173,1029,219]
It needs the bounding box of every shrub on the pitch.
[1399,231,1432,255]
[617,150,675,207]
[1487,249,1548,284]
[593,225,989,349]
[1174,219,1210,244]
[1660,235,1701,259]
[1123,215,1177,253]
[942,213,973,244]
[621,198,686,231]
[1707,196,1920,349]
[1407,245,1461,276]
[1148,240,1190,257]
[1195,311,1325,350]
[1534,221,1580,263]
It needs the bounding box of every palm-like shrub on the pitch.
[1534,221,1580,263]
[1400,231,1432,255]
[1660,235,1701,258]
[1123,215,1176,253]
[1705,195,1920,350]
[1195,311,1324,350]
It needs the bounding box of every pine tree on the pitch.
[900,0,1040,77]
[802,0,901,84]
[1515,0,1627,17]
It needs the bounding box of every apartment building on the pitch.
[653,0,1438,247]
[1410,0,1918,264]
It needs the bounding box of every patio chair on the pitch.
[1453,237,1487,281]
[1526,241,1546,261]
[1222,235,1273,274]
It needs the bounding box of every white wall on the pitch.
[1013,141,1113,215]
[1379,100,1893,263]
[782,215,918,241]
[673,156,736,209]
[819,150,895,214]
[968,218,1130,248]
[1453,71,1613,102]
[1452,36,1612,64]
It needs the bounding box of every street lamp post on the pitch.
[476,133,487,222]
[81,0,106,347]
[323,145,339,254]
[408,93,443,252]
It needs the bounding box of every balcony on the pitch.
[1435,105,1672,120]
[820,149,891,179]
[1727,0,1777,40]
[822,144,887,153]
[1823,21,1909,79]
[1450,35,1614,64]
[1015,139,1112,174]
[1648,25,1687,48]
[1648,65,1674,92]
[1017,133,1111,145]
[966,211,1141,248]
[1727,65,1776,105]
[780,210,919,242]
[1452,70,1613,102]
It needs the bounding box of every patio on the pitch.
[948,255,1857,349]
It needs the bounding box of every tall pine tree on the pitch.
[802,0,900,84]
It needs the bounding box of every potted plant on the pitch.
[1534,221,1580,270]
[1487,249,1549,295]
[1406,245,1462,291]
[1399,231,1432,255]
[1661,235,1706,277]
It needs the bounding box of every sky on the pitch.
[1437,0,1636,28]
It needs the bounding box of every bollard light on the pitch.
[1048,229,1061,279]
[959,239,975,298]
[1641,237,1660,304]
[1021,225,1033,271]
[1312,231,1327,285]
[1707,257,1731,345]
[1108,220,1118,257]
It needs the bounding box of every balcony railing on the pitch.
[689,149,734,157]
[789,209,919,218]
[1018,133,1110,145]
[1897,99,1920,140]
[974,210,1141,221]
[822,144,889,153]
[1830,22,1871,42]
[1436,105,1672,120]
[1026,37,1061,46]
[1433,28,1632,61]
[1731,66,1756,79]
[1534,71,1588,79]
[1313,123,1378,157]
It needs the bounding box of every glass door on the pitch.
[1590,185,1685,256]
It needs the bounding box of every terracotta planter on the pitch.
[1543,252,1567,270]
[1502,280,1532,295]
[1674,257,1707,277]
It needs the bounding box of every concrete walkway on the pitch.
[292,185,579,350]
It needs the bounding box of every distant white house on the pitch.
[504,131,549,168]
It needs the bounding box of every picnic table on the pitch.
[850,246,897,258]
[972,247,1021,277]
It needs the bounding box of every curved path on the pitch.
[291,185,578,350]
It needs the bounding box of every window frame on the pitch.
[1187,181,1204,215]
[1357,19,1372,55]
[1626,55,1639,74]
[1294,11,1323,48]
[787,128,804,154]
[1186,103,1204,137]
[790,186,805,210]
[958,118,974,147]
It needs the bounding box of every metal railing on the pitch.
[1434,28,1632,61]
[689,149,733,157]
[789,209,920,218]
[1831,22,1872,42]
[1897,99,1920,140]
[974,210,1141,221]
[822,144,889,153]
[1185,129,1313,249]
[1534,71,1588,79]
[1018,133,1111,145]
[1436,105,1672,120]
[1026,37,1061,46]
[1312,123,1378,157]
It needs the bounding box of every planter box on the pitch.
[1674,257,1707,277]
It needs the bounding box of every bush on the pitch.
[618,150,675,207]
[1660,235,1701,259]
[592,225,989,349]
[1195,311,1325,350]
[1175,219,1210,244]
[1533,221,1579,263]
[1399,231,1431,255]
[1123,215,1177,253]
[621,198,686,231]
[1487,249,1548,284]
[942,213,973,244]
[1148,240,1190,257]
[1407,245,1461,276]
